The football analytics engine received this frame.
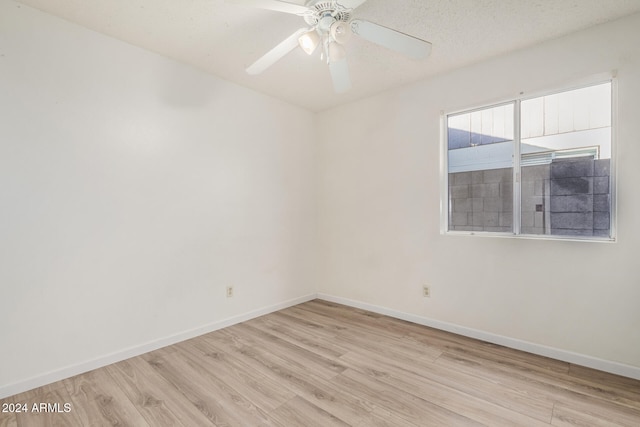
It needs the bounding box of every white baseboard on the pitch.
[316,293,640,381]
[0,293,316,400]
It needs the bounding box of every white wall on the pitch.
[317,13,640,373]
[0,1,316,395]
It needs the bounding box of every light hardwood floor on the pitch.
[1,299,640,426]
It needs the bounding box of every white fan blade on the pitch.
[337,0,368,10]
[247,28,308,75]
[225,0,309,15]
[350,19,432,60]
[329,58,352,93]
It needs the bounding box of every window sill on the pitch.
[443,230,616,243]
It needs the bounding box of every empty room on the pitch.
[1,0,640,425]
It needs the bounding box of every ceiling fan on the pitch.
[227,0,432,93]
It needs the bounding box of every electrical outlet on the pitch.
[423,285,431,298]
[226,286,234,298]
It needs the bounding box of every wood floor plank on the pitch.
[178,339,295,413]
[303,299,384,321]
[269,396,350,427]
[104,365,184,427]
[3,300,640,426]
[407,328,571,375]
[63,368,150,427]
[203,330,375,425]
[339,349,554,423]
[145,350,276,426]
[560,394,640,425]
[248,314,349,360]
[271,309,345,339]
[288,302,406,342]
[551,402,640,427]
[436,349,640,412]
[335,368,483,426]
[0,414,16,427]
[568,364,640,396]
[344,350,552,426]
[194,334,301,406]
[105,358,214,427]
[170,344,284,425]
[354,406,429,427]
[283,305,444,363]
[230,321,348,380]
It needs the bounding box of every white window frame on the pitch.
[440,77,617,242]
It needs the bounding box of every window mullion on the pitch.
[513,100,522,235]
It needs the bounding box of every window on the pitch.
[444,81,614,240]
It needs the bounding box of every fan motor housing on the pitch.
[304,1,352,26]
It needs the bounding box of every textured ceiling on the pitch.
[15,0,640,111]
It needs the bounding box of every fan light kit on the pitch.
[228,0,432,93]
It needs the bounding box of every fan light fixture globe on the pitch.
[298,30,320,55]
[330,21,351,44]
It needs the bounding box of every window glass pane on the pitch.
[520,82,612,237]
[448,103,514,232]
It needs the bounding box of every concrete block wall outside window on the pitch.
[448,168,513,232]
[548,158,611,237]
